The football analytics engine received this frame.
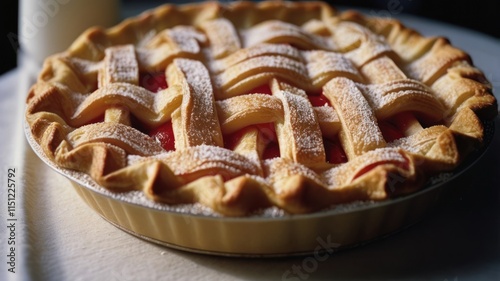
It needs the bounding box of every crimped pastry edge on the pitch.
[25,0,497,216]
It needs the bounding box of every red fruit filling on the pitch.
[224,123,280,160]
[140,72,168,92]
[323,137,347,164]
[379,120,405,142]
[256,123,277,143]
[247,84,273,95]
[130,115,148,135]
[258,123,280,159]
[149,120,175,151]
[308,92,331,107]
[224,127,250,151]
[352,157,410,181]
[263,141,280,160]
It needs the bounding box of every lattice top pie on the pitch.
[26,1,497,216]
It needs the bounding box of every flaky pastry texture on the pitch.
[26,1,497,216]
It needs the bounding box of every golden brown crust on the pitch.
[26,1,497,216]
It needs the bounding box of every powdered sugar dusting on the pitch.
[323,147,407,187]
[135,26,206,71]
[174,59,223,147]
[216,94,283,133]
[67,123,164,156]
[359,79,439,115]
[163,145,259,177]
[201,18,241,59]
[27,2,480,218]
[264,158,323,189]
[314,106,339,123]
[215,55,309,91]
[102,45,139,85]
[73,83,153,121]
[344,34,393,68]
[324,77,385,157]
[65,56,102,80]
[304,50,361,85]
[275,89,325,165]
[242,20,334,50]
[388,125,446,154]
[166,26,206,54]
[210,43,302,74]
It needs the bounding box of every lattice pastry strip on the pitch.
[99,45,139,126]
[200,18,241,59]
[137,26,207,71]
[324,77,386,159]
[25,1,497,216]
[167,58,223,149]
[327,21,394,68]
[242,20,335,50]
[271,79,326,168]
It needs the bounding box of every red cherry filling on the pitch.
[352,157,410,181]
[140,72,168,92]
[257,123,280,159]
[247,84,273,95]
[379,120,405,142]
[323,137,347,164]
[224,123,280,160]
[224,127,250,151]
[308,92,331,107]
[149,120,175,151]
[263,141,280,160]
[256,123,277,143]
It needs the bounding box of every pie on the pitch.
[25,1,497,216]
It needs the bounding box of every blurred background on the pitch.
[1,0,499,76]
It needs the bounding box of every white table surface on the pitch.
[1,7,500,281]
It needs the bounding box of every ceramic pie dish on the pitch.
[24,1,497,256]
[25,120,494,256]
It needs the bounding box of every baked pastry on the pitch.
[25,1,497,216]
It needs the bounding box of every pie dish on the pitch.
[25,0,496,221]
